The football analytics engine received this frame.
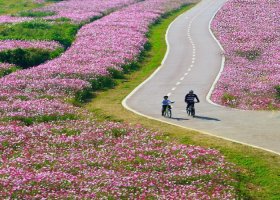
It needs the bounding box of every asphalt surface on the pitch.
[123,0,280,155]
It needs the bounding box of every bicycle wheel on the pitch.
[164,109,171,118]
[167,109,172,118]
[191,107,195,117]
[186,107,190,116]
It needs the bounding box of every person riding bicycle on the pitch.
[162,95,174,116]
[185,90,200,112]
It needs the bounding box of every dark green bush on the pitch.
[17,11,55,18]
[108,68,125,79]
[275,85,280,99]
[0,47,63,69]
[90,76,116,91]
[122,62,140,74]
[75,88,93,103]
[236,49,261,61]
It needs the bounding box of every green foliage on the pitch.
[108,68,125,79]
[53,17,71,22]
[90,76,116,91]
[5,114,77,125]
[16,10,55,17]
[122,62,140,74]
[0,20,80,48]
[236,49,261,61]
[74,88,93,103]
[275,85,280,99]
[222,92,237,107]
[105,128,127,138]
[45,0,63,2]
[0,0,44,15]
[15,95,29,101]
[0,47,63,69]
[0,65,18,77]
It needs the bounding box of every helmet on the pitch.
[189,90,194,94]
[163,95,168,99]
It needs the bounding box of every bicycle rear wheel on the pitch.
[164,109,172,118]
[187,108,190,116]
[191,107,195,117]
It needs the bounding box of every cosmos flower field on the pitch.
[0,120,237,199]
[0,0,251,198]
[211,0,280,110]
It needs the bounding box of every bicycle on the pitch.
[162,102,174,118]
[186,102,197,117]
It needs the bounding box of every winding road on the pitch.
[123,0,280,155]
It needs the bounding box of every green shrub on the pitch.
[108,68,125,79]
[90,76,116,91]
[222,92,237,107]
[275,85,280,99]
[0,47,63,69]
[236,49,261,61]
[122,62,140,74]
[17,11,55,18]
[74,88,93,103]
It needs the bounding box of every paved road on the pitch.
[123,0,280,155]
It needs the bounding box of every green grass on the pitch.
[0,20,80,48]
[0,65,19,77]
[83,4,280,199]
[16,10,56,18]
[0,0,46,15]
[275,85,280,99]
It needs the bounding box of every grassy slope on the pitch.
[0,0,45,15]
[84,5,280,200]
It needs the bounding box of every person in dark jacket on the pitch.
[185,90,200,110]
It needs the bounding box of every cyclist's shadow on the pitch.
[170,117,189,121]
[193,115,220,121]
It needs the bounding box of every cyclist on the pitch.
[162,95,174,116]
[185,90,200,114]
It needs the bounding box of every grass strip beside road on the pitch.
[85,4,280,200]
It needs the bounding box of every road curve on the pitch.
[123,0,280,155]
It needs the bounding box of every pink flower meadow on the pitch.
[0,15,32,24]
[0,99,77,119]
[211,0,280,110]
[0,0,199,100]
[39,0,140,22]
[0,40,62,52]
[0,120,237,199]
